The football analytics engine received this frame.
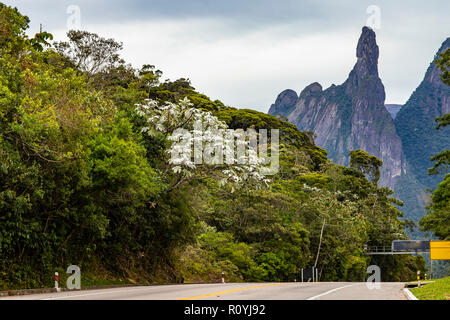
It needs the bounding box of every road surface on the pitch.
[0,282,408,300]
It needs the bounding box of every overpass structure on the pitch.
[364,240,430,255]
[365,240,450,258]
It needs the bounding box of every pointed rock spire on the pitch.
[345,26,385,104]
[355,26,379,76]
[269,26,403,187]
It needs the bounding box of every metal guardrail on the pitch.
[366,246,391,253]
[364,245,429,255]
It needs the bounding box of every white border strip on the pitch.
[403,288,418,300]
[307,283,360,300]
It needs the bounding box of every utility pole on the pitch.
[314,218,326,268]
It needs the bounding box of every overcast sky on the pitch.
[5,0,450,112]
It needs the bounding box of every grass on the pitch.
[410,276,450,300]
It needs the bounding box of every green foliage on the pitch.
[0,4,425,289]
[54,30,125,83]
[0,3,30,53]
[429,150,450,175]
[429,115,450,175]
[349,149,383,184]
[30,31,53,52]
[419,59,450,241]
[420,174,450,240]
[435,113,450,129]
[436,48,450,86]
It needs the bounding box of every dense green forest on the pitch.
[0,4,426,290]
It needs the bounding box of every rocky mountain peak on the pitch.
[423,37,450,86]
[356,26,379,75]
[437,37,450,54]
[269,26,404,187]
[267,89,298,118]
[300,82,322,97]
[277,89,298,101]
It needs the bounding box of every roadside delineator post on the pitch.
[55,272,59,291]
[221,272,225,284]
[417,270,421,287]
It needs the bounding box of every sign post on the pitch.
[431,260,433,279]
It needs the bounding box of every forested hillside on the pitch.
[0,4,425,290]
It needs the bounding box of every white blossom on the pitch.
[134,98,271,190]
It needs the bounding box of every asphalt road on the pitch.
[0,282,408,300]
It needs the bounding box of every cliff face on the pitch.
[270,27,406,187]
[394,38,450,189]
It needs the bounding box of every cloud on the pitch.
[5,0,450,112]
[51,18,359,111]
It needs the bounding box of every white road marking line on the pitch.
[306,283,361,300]
[41,287,155,300]
[41,284,235,300]
[403,288,418,300]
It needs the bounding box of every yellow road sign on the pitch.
[430,241,450,260]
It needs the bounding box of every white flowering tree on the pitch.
[135,97,271,191]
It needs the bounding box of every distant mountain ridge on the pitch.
[268,27,450,228]
[395,37,450,189]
